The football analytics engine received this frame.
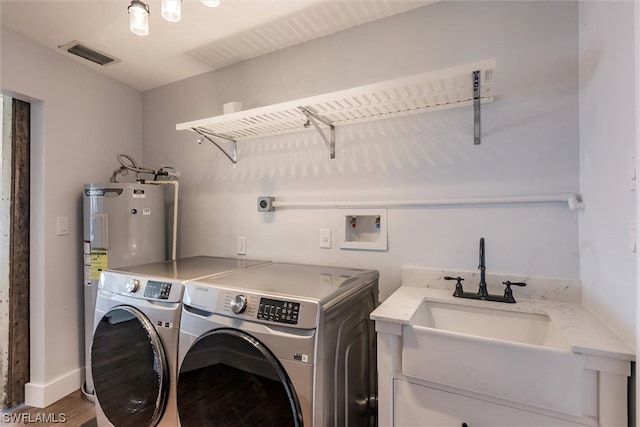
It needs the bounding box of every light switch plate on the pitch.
[320,228,331,249]
[57,216,70,236]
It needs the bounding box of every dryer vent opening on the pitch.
[58,40,121,67]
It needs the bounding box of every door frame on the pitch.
[1,96,30,409]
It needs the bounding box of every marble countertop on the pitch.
[371,286,635,361]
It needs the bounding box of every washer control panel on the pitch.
[257,298,300,325]
[144,280,172,300]
[126,279,140,293]
[99,271,183,303]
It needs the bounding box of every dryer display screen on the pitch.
[257,298,299,324]
[144,281,172,300]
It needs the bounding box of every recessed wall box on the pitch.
[340,209,387,251]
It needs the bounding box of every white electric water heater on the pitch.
[82,182,166,399]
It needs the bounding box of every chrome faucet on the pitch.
[444,237,527,303]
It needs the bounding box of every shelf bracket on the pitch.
[298,106,335,159]
[473,70,481,145]
[192,127,238,168]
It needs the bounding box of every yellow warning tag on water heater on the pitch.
[90,250,108,280]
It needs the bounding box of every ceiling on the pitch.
[1,0,433,92]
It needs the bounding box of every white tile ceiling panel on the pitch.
[177,58,496,142]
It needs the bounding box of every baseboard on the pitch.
[24,367,84,408]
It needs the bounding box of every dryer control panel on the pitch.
[183,284,320,329]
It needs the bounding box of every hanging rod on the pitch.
[268,194,584,211]
[193,127,237,167]
[298,106,335,159]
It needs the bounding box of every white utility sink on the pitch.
[411,300,571,350]
[402,300,585,416]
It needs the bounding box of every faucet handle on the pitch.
[502,281,526,288]
[502,281,526,303]
[445,276,465,296]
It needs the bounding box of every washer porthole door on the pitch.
[91,306,169,427]
[177,328,303,427]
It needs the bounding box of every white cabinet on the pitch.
[373,293,633,427]
[394,379,587,427]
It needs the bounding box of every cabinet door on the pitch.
[394,380,588,427]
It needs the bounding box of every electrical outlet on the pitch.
[237,237,246,255]
[257,196,275,212]
[320,273,333,289]
[320,228,331,249]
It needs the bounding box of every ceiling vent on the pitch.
[58,41,121,67]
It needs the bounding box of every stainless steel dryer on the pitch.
[91,256,270,427]
[177,262,379,427]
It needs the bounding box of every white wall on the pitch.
[1,27,143,406]
[579,1,636,347]
[143,1,581,299]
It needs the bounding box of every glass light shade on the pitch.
[128,0,149,36]
[202,0,220,7]
[162,0,181,22]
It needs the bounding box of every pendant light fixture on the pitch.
[128,0,150,36]
[128,0,220,36]
[162,0,181,22]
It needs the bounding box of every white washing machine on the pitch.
[90,256,270,427]
[177,262,379,427]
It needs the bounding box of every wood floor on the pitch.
[1,390,96,427]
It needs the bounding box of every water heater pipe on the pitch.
[148,180,179,261]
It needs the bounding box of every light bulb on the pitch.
[128,0,150,36]
[202,0,220,7]
[162,0,181,22]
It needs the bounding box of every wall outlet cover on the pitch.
[237,236,246,255]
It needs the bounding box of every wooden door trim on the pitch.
[6,98,30,408]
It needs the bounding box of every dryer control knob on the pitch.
[126,279,140,293]
[230,295,247,314]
